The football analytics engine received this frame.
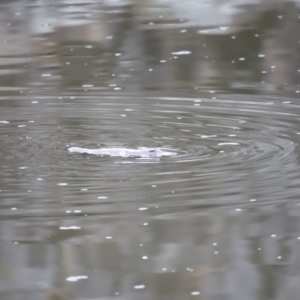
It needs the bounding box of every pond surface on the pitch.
[1,0,300,299]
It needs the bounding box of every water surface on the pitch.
[1,1,300,299]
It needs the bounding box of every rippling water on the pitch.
[1,1,300,299]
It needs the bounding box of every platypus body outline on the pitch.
[67,147,177,158]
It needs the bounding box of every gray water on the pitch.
[1,0,300,299]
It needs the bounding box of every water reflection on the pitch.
[0,0,299,91]
[1,0,300,299]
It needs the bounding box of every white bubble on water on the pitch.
[139,207,148,211]
[171,51,192,55]
[66,275,88,282]
[191,291,201,296]
[60,226,81,230]
[134,285,145,289]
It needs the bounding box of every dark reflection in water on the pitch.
[1,0,300,299]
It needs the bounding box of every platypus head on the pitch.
[149,149,161,157]
[148,149,177,157]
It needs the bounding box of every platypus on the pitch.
[67,147,177,158]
